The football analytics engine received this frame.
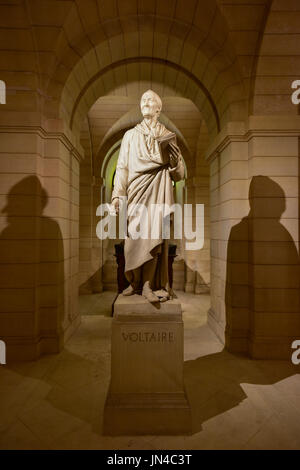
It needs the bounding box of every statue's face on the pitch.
[140,92,161,118]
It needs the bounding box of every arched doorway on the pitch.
[1,0,298,361]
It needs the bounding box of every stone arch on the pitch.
[67,57,221,136]
[101,140,121,204]
[40,1,246,138]
[0,0,274,126]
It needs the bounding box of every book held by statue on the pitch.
[156,132,177,164]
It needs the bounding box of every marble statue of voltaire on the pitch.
[111,90,185,303]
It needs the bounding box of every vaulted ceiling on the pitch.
[1,0,299,140]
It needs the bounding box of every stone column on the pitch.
[79,159,94,294]
[79,171,103,294]
[0,121,83,361]
[0,128,44,360]
[208,130,249,352]
[207,118,300,359]
[246,117,300,358]
[91,176,103,293]
[43,134,81,348]
[183,172,210,294]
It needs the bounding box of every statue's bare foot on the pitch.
[154,289,170,302]
[143,290,160,303]
[122,285,135,296]
[142,282,159,303]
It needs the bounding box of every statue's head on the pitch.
[140,90,162,119]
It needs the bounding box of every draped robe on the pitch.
[112,120,184,291]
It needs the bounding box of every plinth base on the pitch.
[104,391,191,435]
[103,295,191,435]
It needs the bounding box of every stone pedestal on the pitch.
[103,295,191,435]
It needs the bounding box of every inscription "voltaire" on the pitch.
[122,331,175,343]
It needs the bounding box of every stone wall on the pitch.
[208,118,300,359]
[0,124,81,360]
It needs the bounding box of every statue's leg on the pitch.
[145,241,171,302]
[122,285,135,296]
[141,245,161,303]
[123,266,142,295]
[142,245,162,286]
[131,267,142,293]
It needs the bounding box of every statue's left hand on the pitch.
[169,142,181,168]
[110,198,120,215]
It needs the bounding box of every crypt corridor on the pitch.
[0,0,300,449]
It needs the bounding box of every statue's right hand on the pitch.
[111,198,119,215]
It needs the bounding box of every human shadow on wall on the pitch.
[225,175,300,355]
[183,175,300,435]
[0,176,65,355]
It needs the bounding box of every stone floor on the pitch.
[0,291,300,450]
